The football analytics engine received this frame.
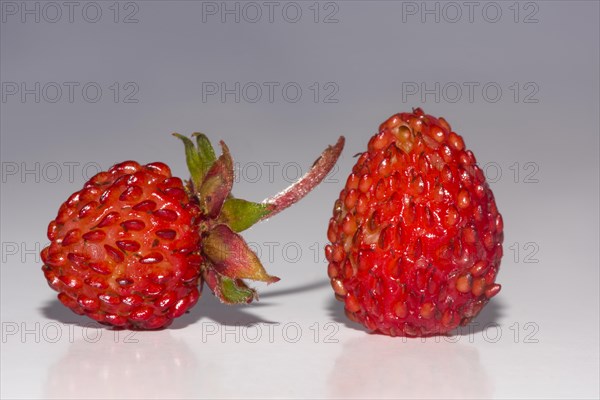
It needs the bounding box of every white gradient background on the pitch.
[1,1,598,399]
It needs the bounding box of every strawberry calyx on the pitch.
[174,133,344,304]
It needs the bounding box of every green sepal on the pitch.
[202,267,257,304]
[173,133,204,189]
[219,276,257,304]
[193,132,216,179]
[203,224,280,283]
[198,142,234,218]
[218,198,272,232]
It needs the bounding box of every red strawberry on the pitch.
[42,133,344,329]
[325,109,502,336]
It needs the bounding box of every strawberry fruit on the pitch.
[42,133,344,329]
[326,109,503,336]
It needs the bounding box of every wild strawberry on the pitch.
[326,109,503,336]
[42,133,344,329]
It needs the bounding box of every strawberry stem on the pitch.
[261,136,345,220]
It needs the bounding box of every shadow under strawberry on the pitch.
[174,278,335,328]
[40,298,93,328]
[326,297,369,333]
[453,297,507,335]
[260,279,331,299]
[169,293,277,328]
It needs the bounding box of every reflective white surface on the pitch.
[1,1,599,399]
[2,282,598,399]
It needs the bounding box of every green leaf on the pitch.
[203,224,279,283]
[173,133,203,189]
[218,198,272,232]
[193,132,216,178]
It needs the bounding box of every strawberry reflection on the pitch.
[45,330,197,399]
[328,334,492,399]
